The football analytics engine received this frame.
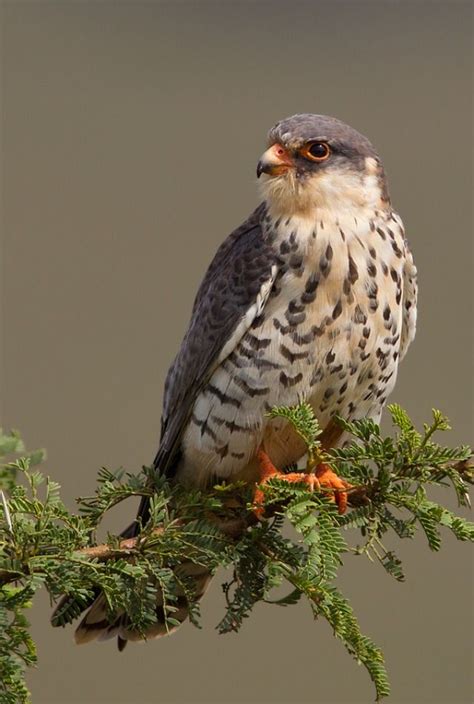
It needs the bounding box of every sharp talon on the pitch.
[252,486,266,518]
[253,451,350,516]
[315,462,351,514]
[253,449,294,517]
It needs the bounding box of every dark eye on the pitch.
[301,141,331,162]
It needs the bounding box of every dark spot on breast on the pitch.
[231,451,245,460]
[369,247,377,259]
[280,371,303,388]
[280,240,290,255]
[301,290,317,304]
[367,261,377,277]
[191,414,218,442]
[326,244,333,260]
[245,334,271,350]
[251,313,265,329]
[326,350,336,364]
[228,350,246,367]
[324,387,335,399]
[254,357,282,370]
[369,299,379,312]
[279,343,309,363]
[332,299,342,320]
[285,309,306,325]
[305,273,319,294]
[366,280,378,298]
[352,305,367,325]
[310,367,324,386]
[381,371,394,384]
[297,324,325,345]
[339,228,346,241]
[383,304,391,321]
[222,418,246,433]
[207,384,241,408]
[376,226,386,240]
[288,299,305,314]
[216,444,229,459]
[274,258,289,275]
[362,326,371,338]
[339,381,348,394]
[348,255,359,283]
[289,251,302,267]
[233,377,270,397]
[319,254,331,277]
[391,241,403,258]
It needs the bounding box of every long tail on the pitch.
[73,560,212,650]
[51,497,212,650]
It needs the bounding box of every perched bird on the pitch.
[59,113,418,648]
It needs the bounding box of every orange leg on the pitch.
[254,450,350,516]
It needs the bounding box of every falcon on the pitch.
[66,113,418,647]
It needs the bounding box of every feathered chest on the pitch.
[241,211,407,398]
[181,209,408,482]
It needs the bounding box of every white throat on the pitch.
[259,157,386,227]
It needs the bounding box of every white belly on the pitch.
[180,212,405,485]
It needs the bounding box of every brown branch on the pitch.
[77,496,377,571]
[76,515,252,561]
[0,489,370,581]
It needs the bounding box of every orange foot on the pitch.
[254,450,350,516]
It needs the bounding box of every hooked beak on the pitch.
[256,143,294,178]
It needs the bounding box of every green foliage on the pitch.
[0,407,472,703]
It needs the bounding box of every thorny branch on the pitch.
[1,405,473,704]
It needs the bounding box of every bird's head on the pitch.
[257,114,389,218]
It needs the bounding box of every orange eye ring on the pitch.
[301,141,331,162]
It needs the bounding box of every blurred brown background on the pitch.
[1,1,472,702]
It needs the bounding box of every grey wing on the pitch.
[154,204,278,478]
[52,206,278,627]
[399,239,418,361]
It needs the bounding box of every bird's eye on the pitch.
[301,142,331,162]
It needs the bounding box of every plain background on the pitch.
[1,1,472,703]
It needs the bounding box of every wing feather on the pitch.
[154,204,278,477]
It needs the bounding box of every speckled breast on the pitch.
[180,209,407,482]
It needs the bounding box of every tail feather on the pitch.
[71,561,212,649]
[51,496,150,633]
[51,481,209,649]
